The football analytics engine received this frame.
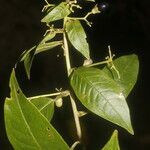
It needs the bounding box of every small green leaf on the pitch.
[40,32,56,44]
[102,130,120,150]
[4,70,70,150]
[70,67,134,134]
[103,54,139,97]
[20,46,36,79]
[30,97,54,121]
[36,41,62,54]
[41,2,71,23]
[66,20,90,59]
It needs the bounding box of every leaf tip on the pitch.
[41,18,46,23]
[129,128,134,135]
[125,123,134,135]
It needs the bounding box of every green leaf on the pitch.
[103,54,139,97]
[30,97,54,121]
[70,67,134,134]
[36,41,62,54]
[40,32,56,44]
[20,46,36,79]
[102,130,120,150]
[41,2,71,23]
[65,20,90,59]
[4,70,70,150]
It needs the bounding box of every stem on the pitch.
[70,141,80,150]
[63,18,71,76]
[69,94,82,140]
[67,12,92,21]
[85,59,111,68]
[27,92,62,100]
[63,14,82,139]
[66,12,93,27]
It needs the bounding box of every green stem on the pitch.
[66,12,93,26]
[27,91,62,100]
[63,15,82,140]
[85,59,111,68]
[63,18,71,76]
[70,141,80,150]
[69,94,82,140]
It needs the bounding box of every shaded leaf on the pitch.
[103,54,139,97]
[66,20,90,59]
[36,41,62,54]
[20,46,36,79]
[70,67,133,134]
[4,70,70,150]
[41,2,71,23]
[30,97,54,121]
[102,130,120,150]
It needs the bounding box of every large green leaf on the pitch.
[30,97,54,121]
[20,46,36,79]
[35,41,62,54]
[70,67,133,134]
[41,2,71,23]
[102,130,120,150]
[103,54,139,97]
[65,20,90,59]
[4,70,70,150]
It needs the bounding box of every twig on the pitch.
[63,18,72,76]
[27,91,63,100]
[69,94,82,140]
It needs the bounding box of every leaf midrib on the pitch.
[39,100,53,111]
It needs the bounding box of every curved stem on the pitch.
[70,141,80,150]
[69,94,82,140]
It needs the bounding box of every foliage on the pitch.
[4,0,139,149]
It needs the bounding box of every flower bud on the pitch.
[55,98,63,108]
[91,4,100,14]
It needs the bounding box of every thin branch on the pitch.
[27,92,62,100]
[63,18,72,76]
[85,59,111,68]
[70,141,80,150]
[69,95,82,140]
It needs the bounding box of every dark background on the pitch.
[0,0,150,149]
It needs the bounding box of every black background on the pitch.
[0,0,150,149]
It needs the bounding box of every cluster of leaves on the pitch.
[4,0,139,150]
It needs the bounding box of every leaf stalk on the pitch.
[27,90,69,100]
